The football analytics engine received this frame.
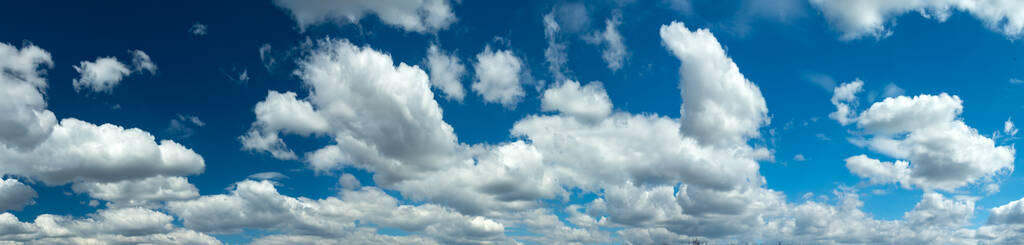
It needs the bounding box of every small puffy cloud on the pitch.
[0,178,36,211]
[72,57,130,94]
[541,80,612,124]
[472,46,525,108]
[828,79,863,125]
[130,49,157,75]
[272,0,456,33]
[71,175,199,208]
[425,44,467,101]
[882,83,904,98]
[240,90,329,160]
[810,0,1024,40]
[585,12,627,71]
[830,80,1014,191]
[660,21,769,147]
[793,154,807,161]
[0,208,220,244]
[190,22,207,36]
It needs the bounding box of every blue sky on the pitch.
[2,0,1024,244]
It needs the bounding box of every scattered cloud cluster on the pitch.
[4,1,1024,244]
[830,80,1014,191]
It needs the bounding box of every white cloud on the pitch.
[1005,118,1018,137]
[425,44,467,101]
[72,57,130,94]
[810,0,1024,40]
[190,22,207,36]
[543,10,569,81]
[71,175,199,208]
[0,208,220,244]
[339,173,361,190]
[0,178,36,211]
[883,83,904,98]
[0,118,205,186]
[248,171,287,180]
[240,90,329,160]
[989,197,1024,225]
[829,79,863,125]
[167,180,505,243]
[793,154,807,161]
[243,39,460,186]
[585,12,628,71]
[472,46,525,108]
[660,21,769,147]
[259,43,276,72]
[904,192,974,228]
[130,49,157,75]
[541,80,612,124]
[0,42,205,187]
[272,0,456,33]
[0,42,56,150]
[830,80,1014,191]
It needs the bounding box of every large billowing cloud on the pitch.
[830,80,1014,191]
[810,0,1024,40]
[272,0,456,33]
[243,39,461,186]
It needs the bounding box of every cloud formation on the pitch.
[272,0,456,33]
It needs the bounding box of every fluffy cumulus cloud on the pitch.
[72,57,130,93]
[472,46,526,108]
[810,0,1024,40]
[540,80,612,124]
[661,21,769,147]
[0,178,36,211]
[243,39,460,186]
[830,80,1014,191]
[71,176,199,208]
[272,0,456,33]
[0,208,219,244]
[73,50,158,94]
[222,20,1024,244]
[167,179,504,244]
[425,44,467,101]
